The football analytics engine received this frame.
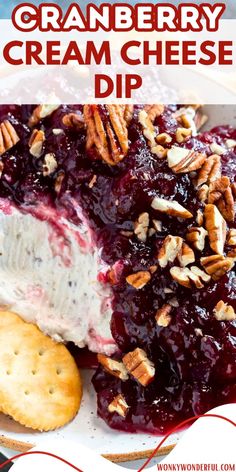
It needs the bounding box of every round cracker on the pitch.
[0,311,82,431]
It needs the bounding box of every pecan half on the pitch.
[208,176,235,222]
[204,204,227,255]
[134,212,149,242]
[196,154,221,188]
[0,120,20,156]
[28,104,59,127]
[28,129,45,158]
[227,229,236,246]
[155,304,172,327]
[213,300,236,321]
[62,112,84,129]
[200,254,234,281]
[108,394,129,417]
[84,104,129,165]
[123,348,155,387]
[186,226,208,251]
[43,153,57,176]
[151,197,193,219]
[97,354,128,381]
[126,271,151,289]
[170,266,210,289]
[167,146,206,173]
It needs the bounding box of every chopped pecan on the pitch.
[186,226,208,251]
[197,184,209,202]
[173,106,196,131]
[178,242,195,267]
[126,271,151,289]
[175,127,192,143]
[204,204,227,255]
[225,139,236,149]
[108,394,129,417]
[84,104,129,166]
[28,129,45,158]
[151,145,168,159]
[195,328,203,336]
[196,154,221,188]
[134,212,149,242]
[169,296,179,307]
[156,132,172,145]
[196,210,204,226]
[152,219,162,232]
[97,354,128,381]
[208,176,235,222]
[158,235,194,268]
[43,153,57,176]
[28,104,59,127]
[88,174,97,188]
[200,254,234,281]
[123,348,155,386]
[213,300,236,321]
[52,128,64,136]
[139,110,157,152]
[62,112,84,129]
[167,146,206,173]
[0,120,20,156]
[210,142,226,156]
[155,304,172,327]
[170,266,210,289]
[158,235,183,268]
[144,104,164,122]
[151,197,193,219]
[54,171,65,194]
[149,265,158,274]
[227,228,236,246]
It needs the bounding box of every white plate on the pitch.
[0,370,179,458]
[0,105,235,463]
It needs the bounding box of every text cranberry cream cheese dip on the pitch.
[12,3,224,32]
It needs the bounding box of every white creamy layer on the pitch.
[0,201,116,355]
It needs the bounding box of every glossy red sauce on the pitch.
[0,104,235,434]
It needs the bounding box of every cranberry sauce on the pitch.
[0,105,235,434]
